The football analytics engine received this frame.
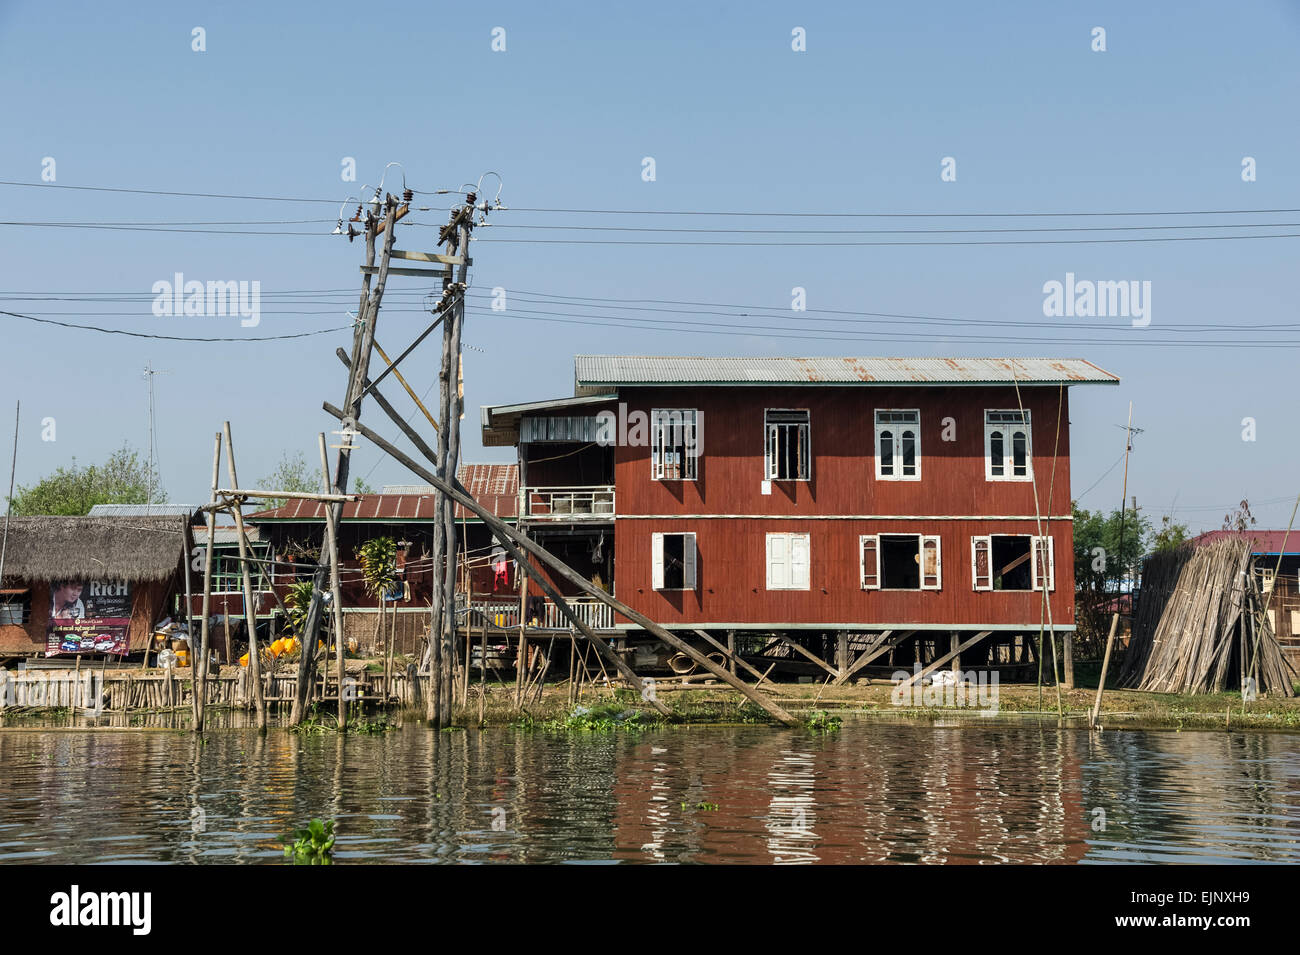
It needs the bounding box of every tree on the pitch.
[8,445,164,515]
[357,536,399,695]
[1150,514,1191,552]
[1071,501,1151,656]
[258,450,373,507]
[1223,498,1256,533]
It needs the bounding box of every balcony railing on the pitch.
[524,485,615,520]
[468,600,520,629]
[540,597,616,631]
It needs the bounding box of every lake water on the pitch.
[0,717,1296,864]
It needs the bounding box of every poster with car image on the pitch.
[45,580,133,656]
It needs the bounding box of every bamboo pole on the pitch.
[223,422,267,731]
[318,433,347,729]
[194,432,221,732]
[1090,612,1120,728]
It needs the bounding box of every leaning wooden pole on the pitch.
[193,431,222,732]
[291,194,398,725]
[223,422,267,731]
[438,303,466,724]
[1090,612,1121,728]
[319,433,347,729]
[323,408,796,725]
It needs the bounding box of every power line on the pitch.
[0,308,351,341]
[482,220,1300,235]
[504,204,1300,218]
[4,179,1300,219]
[478,232,1300,247]
[462,287,1300,332]
[468,304,1300,348]
[0,180,342,204]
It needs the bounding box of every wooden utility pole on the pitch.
[290,192,401,725]
[428,196,474,727]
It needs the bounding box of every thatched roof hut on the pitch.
[0,515,189,585]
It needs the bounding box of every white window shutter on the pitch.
[790,534,810,590]
[861,535,879,590]
[766,533,787,589]
[651,533,664,590]
[683,533,697,590]
[922,535,941,589]
[972,536,992,591]
[1032,536,1055,591]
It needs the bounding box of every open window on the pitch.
[860,534,941,590]
[766,532,810,590]
[971,534,1054,591]
[985,410,1032,481]
[650,408,699,480]
[652,532,697,590]
[0,589,31,625]
[875,410,920,480]
[765,410,811,481]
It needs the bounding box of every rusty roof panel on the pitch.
[574,356,1119,390]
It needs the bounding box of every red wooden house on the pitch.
[482,356,1119,677]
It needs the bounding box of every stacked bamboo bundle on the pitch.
[1119,537,1296,696]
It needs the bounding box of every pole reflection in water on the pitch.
[0,717,1295,864]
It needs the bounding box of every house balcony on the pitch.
[536,596,617,631]
[523,485,615,521]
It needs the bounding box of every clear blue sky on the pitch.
[2,1,1299,532]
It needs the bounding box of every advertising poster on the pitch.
[45,580,133,657]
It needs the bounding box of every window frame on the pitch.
[971,534,1054,591]
[764,409,812,482]
[874,409,921,481]
[766,531,810,590]
[650,408,700,481]
[984,410,1033,482]
[860,533,941,590]
[0,589,32,626]
[651,531,697,591]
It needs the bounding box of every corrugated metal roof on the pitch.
[248,465,518,523]
[1193,530,1300,555]
[573,356,1119,391]
[87,504,200,518]
[193,526,261,545]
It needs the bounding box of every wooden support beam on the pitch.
[372,203,410,237]
[214,488,359,504]
[335,351,441,459]
[360,265,448,279]
[693,629,773,687]
[832,630,910,686]
[321,405,798,725]
[895,631,992,694]
[776,634,838,679]
[357,314,446,402]
[391,249,469,266]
